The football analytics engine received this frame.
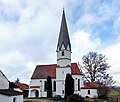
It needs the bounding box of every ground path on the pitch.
[24,98,54,102]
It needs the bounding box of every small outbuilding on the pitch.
[15,83,29,97]
[0,89,23,102]
[0,70,23,102]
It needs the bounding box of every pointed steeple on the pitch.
[57,9,71,51]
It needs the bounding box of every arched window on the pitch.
[44,81,47,91]
[13,98,16,102]
[53,81,56,91]
[78,79,80,91]
[62,90,64,94]
[62,51,64,56]
[88,90,90,95]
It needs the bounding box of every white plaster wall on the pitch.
[30,79,41,86]
[73,75,79,93]
[56,81,64,97]
[81,89,98,98]
[0,94,23,102]
[41,79,56,97]
[41,91,47,97]
[57,50,71,59]
[29,89,37,97]
[52,92,56,97]
[29,78,57,98]
[72,75,84,88]
[0,94,9,102]
[29,89,34,97]
[0,71,9,89]
[57,50,71,67]
[29,79,41,98]
[56,67,71,80]
[40,79,46,97]
[56,67,71,97]
[57,59,71,67]
[40,79,56,97]
[81,79,84,87]
[29,79,42,97]
[72,75,83,95]
[11,95,23,102]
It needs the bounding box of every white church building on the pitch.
[29,10,98,98]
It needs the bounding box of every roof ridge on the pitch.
[0,70,9,82]
[71,62,77,64]
[36,63,77,66]
[36,64,57,67]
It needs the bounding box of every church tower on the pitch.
[56,9,71,97]
[57,9,71,67]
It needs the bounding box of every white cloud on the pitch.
[77,13,95,26]
[0,51,26,79]
[0,51,24,64]
[103,42,120,85]
[71,31,101,63]
[0,0,63,83]
[113,16,120,36]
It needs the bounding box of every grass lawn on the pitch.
[109,89,120,102]
[93,91,120,102]
[94,99,111,102]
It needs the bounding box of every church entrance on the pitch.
[35,90,39,97]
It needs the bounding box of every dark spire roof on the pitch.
[57,9,71,51]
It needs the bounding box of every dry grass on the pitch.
[85,98,94,102]
[24,98,53,102]
[24,98,64,102]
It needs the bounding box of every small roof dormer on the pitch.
[57,9,71,51]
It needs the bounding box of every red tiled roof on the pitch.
[71,63,81,75]
[15,83,29,90]
[31,63,82,79]
[31,64,57,79]
[81,82,97,89]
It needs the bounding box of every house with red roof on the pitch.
[15,83,29,97]
[29,9,98,98]
[0,70,23,102]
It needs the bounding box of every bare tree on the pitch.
[82,51,115,99]
[82,51,110,82]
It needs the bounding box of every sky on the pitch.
[0,0,120,85]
